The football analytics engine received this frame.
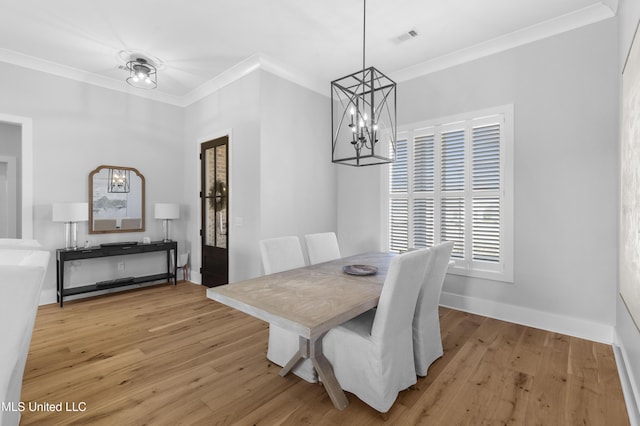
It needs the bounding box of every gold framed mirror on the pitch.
[89,165,145,234]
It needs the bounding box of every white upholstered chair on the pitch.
[413,241,454,377]
[93,219,117,231]
[120,217,141,229]
[304,232,341,265]
[259,237,317,382]
[0,248,50,426]
[259,236,305,275]
[322,248,431,413]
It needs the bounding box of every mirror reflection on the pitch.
[89,165,145,234]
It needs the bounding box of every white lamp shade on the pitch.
[154,203,180,220]
[52,202,88,222]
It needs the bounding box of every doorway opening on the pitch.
[0,157,17,237]
[0,115,31,239]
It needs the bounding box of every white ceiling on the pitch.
[0,0,617,106]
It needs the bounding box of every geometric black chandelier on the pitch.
[331,0,396,166]
[125,57,157,89]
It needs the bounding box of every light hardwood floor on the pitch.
[21,282,629,425]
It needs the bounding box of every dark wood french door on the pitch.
[200,136,228,287]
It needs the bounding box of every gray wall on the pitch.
[183,70,263,283]
[259,71,336,264]
[183,69,336,282]
[0,61,185,302]
[0,58,336,298]
[338,18,619,336]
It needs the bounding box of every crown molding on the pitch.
[601,0,619,15]
[0,48,184,106]
[179,54,328,107]
[0,2,617,108]
[0,48,325,108]
[390,2,616,83]
[259,55,327,97]
[178,54,262,107]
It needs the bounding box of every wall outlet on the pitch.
[117,261,125,272]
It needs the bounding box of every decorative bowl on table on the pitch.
[342,265,378,276]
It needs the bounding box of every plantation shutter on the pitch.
[441,197,465,258]
[386,106,512,282]
[413,198,434,248]
[440,127,465,258]
[389,138,409,251]
[389,199,408,252]
[390,138,408,193]
[413,134,434,192]
[413,133,435,249]
[441,129,465,192]
[471,122,501,263]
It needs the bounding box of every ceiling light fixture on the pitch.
[331,0,397,166]
[125,57,157,89]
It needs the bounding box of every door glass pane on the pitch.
[214,145,227,249]
[205,147,216,247]
[204,144,227,249]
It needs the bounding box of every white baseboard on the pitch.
[614,331,640,426]
[439,291,614,344]
[39,288,57,305]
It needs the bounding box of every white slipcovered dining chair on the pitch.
[304,232,341,265]
[322,248,431,413]
[259,236,305,276]
[412,241,454,377]
[0,249,50,426]
[259,237,317,382]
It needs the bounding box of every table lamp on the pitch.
[52,202,89,250]
[154,203,179,242]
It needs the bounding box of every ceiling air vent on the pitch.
[397,29,419,43]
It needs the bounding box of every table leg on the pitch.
[58,258,65,308]
[279,336,308,377]
[173,246,178,285]
[56,258,60,304]
[309,333,349,410]
[279,333,349,410]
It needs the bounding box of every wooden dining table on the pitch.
[206,251,396,410]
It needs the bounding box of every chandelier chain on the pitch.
[363,0,366,72]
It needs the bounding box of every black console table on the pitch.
[56,241,177,307]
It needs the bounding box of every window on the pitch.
[384,105,513,282]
